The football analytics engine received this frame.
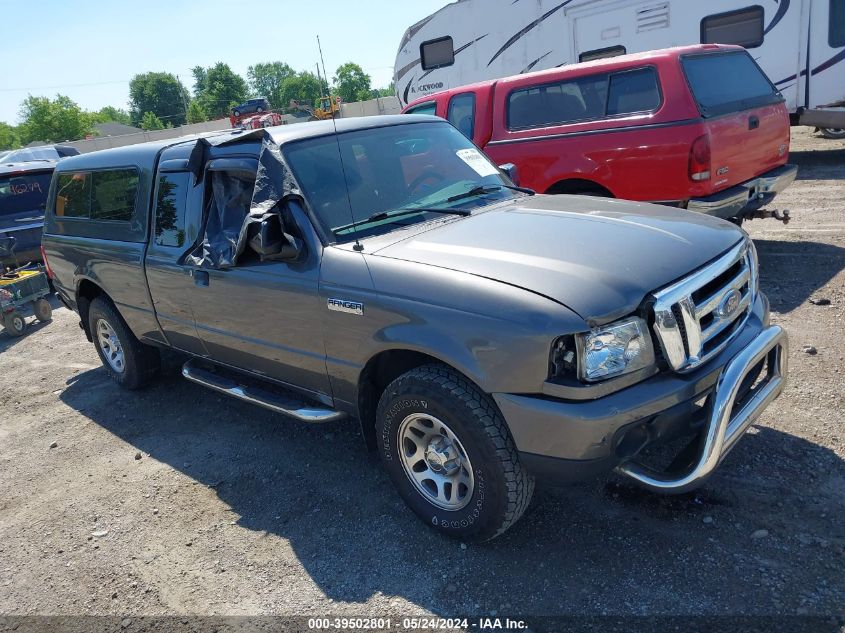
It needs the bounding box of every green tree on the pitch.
[0,122,21,150]
[96,106,132,125]
[247,61,295,108]
[128,72,189,127]
[140,111,165,131]
[193,62,248,119]
[333,62,372,103]
[373,82,395,98]
[186,100,207,124]
[18,94,95,144]
[281,71,322,108]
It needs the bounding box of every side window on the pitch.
[406,101,438,116]
[420,36,454,70]
[55,172,91,217]
[579,45,627,63]
[154,172,191,248]
[91,169,139,221]
[447,93,476,139]
[701,6,765,48]
[607,68,661,115]
[507,74,608,129]
[831,0,845,47]
[54,169,138,221]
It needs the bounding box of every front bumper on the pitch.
[686,164,797,220]
[495,299,788,493]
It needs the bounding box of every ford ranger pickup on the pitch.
[42,115,788,540]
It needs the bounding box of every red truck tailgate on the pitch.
[681,50,789,195]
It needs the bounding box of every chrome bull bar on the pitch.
[616,325,788,494]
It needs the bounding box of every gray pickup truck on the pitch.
[42,115,788,540]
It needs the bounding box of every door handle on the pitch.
[748,116,760,130]
[192,270,209,287]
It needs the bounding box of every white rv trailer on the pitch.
[394,0,845,130]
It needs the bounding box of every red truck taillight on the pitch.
[689,135,711,182]
[40,245,53,279]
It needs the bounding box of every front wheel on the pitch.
[88,297,160,389]
[376,365,534,541]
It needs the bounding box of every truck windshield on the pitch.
[284,122,519,242]
[0,171,52,218]
[681,51,780,117]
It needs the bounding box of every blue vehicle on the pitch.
[231,97,271,118]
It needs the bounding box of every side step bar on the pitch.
[181,360,346,423]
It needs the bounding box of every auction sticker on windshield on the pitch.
[456,148,499,177]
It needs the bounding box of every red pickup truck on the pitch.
[402,45,796,223]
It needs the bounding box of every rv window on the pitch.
[447,93,476,139]
[831,0,845,47]
[154,172,191,248]
[701,6,765,48]
[421,36,454,70]
[406,101,438,116]
[579,45,627,63]
[607,68,661,115]
[507,74,608,129]
[55,168,138,222]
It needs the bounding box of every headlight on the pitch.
[576,316,655,382]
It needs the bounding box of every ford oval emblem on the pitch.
[716,289,742,319]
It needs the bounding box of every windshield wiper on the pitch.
[334,206,470,233]
[446,183,535,203]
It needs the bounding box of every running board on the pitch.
[181,360,346,423]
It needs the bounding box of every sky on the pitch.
[0,0,448,124]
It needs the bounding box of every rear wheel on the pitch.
[376,364,534,541]
[3,311,25,337]
[233,109,241,117]
[88,297,160,389]
[33,298,52,322]
[819,128,845,140]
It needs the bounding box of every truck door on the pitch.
[185,158,332,399]
[145,163,208,355]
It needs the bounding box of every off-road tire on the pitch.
[3,311,25,337]
[376,364,534,541]
[88,297,160,389]
[33,298,52,322]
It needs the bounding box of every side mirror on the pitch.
[498,163,519,186]
[248,213,303,261]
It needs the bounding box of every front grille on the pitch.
[651,240,756,372]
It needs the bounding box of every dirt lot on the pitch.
[1,128,843,622]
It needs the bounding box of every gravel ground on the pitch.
[0,128,843,622]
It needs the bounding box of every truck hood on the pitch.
[370,195,744,324]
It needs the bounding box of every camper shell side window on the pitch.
[701,6,765,49]
[48,166,145,242]
[506,66,661,130]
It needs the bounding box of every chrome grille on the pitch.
[651,240,757,372]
